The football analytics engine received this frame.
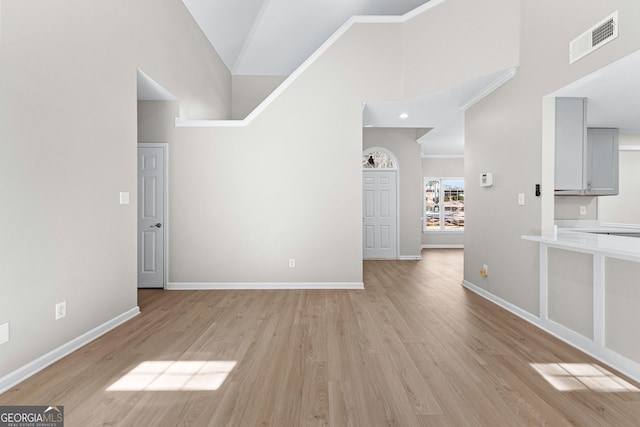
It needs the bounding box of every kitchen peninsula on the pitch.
[523,222,640,384]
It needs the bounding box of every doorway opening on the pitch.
[137,143,168,288]
[362,148,399,259]
[136,69,176,289]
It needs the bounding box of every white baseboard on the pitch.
[461,280,539,323]
[461,280,640,384]
[167,282,364,290]
[0,307,140,394]
[398,255,422,260]
[422,244,464,249]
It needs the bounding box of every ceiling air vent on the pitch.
[570,11,618,64]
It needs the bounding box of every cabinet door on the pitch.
[555,97,586,194]
[586,128,619,195]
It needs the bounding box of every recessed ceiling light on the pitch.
[399,113,409,119]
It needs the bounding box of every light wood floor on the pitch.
[3,249,640,426]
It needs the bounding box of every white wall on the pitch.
[170,23,403,284]
[422,157,464,177]
[421,157,464,247]
[232,75,287,119]
[598,134,640,224]
[555,196,598,220]
[401,0,520,97]
[0,0,230,380]
[0,0,521,382]
[464,0,640,315]
[166,0,519,286]
[363,128,423,258]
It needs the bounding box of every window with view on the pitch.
[424,178,464,231]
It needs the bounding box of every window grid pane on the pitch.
[443,179,464,230]
[424,178,464,231]
[425,180,440,229]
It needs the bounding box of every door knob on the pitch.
[151,223,162,228]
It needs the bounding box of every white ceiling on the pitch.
[363,69,516,156]
[179,0,521,156]
[178,3,640,156]
[551,49,640,135]
[182,0,430,75]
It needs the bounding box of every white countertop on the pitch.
[523,223,640,261]
[553,220,640,233]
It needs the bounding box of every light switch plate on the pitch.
[0,322,9,345]
[119,192,130,205]
[518,193,525,205]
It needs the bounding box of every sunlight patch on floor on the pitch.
[531,363,639,392]
[106,361,236,391]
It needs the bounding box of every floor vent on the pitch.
[570,11,618,64]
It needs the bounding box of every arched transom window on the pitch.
[362,150,396,169]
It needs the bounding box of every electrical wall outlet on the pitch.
[55,301,67,320]
[580,206,587,215]
[480,264,488,277]
[289,259,295,268]
[0,323,9,345]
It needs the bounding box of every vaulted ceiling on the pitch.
[180,0,517,156]
[182,0,430,76]
[179,1,639,156]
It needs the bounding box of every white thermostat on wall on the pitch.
[480,172,494,187]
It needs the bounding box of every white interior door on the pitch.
[363,170,397,259]
[138,145,166,288]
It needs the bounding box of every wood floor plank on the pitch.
[328,381,357,427]
[300,361,329,426]
[404,342,484,426]
[2,249,640,426]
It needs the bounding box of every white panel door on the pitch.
[363,170,397,259]
[138,146,165,288]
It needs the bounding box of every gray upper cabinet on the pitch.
[555,97,586,194]
[586,128,619,195]
[554,97,619,196]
